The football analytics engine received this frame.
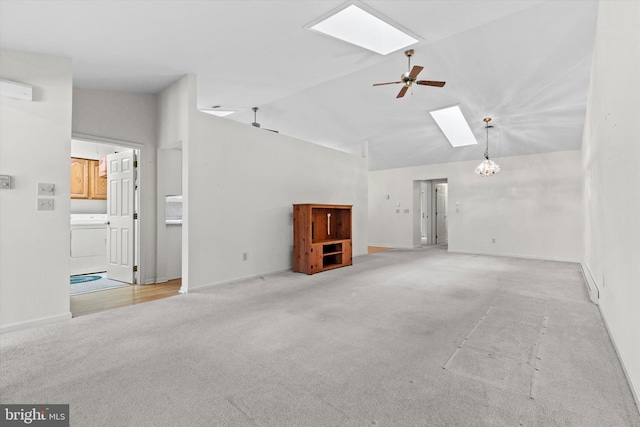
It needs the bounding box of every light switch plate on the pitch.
[38,183,55,195]
[37,198,54,211]
[0,175,10,189]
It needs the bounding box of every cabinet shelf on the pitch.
[323,251,342,256]
[293,204,352,275]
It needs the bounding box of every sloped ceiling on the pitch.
[0,0,598,170]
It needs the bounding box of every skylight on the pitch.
[307,4,419,55]
[430,106,478,147]
[200,109,235,117]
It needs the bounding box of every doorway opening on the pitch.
[417,179,448,247]
[70,137,141,292]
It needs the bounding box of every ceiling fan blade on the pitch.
[396,86,409,98]
[416,80,446,87]
[373,81,403,86]
[409,65,424,79]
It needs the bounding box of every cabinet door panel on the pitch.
[310,244,323,273]
[70,158,89,199]
[89,159,107,199]
[343,241,352,266]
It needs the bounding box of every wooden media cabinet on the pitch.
[292,204,352,275]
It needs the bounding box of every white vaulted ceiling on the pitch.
[0,0,598,170]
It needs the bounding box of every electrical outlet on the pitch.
[492,238,496,243]
[243,252,248,261]
[38,183,55,195]
[38,198,54,211]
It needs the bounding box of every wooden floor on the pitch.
[70,279,182,317]
[72,250,390,317]
[367,246,392,254]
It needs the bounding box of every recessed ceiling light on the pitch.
[200,109,235,117]
[306,3,419,55]
[430,106,478,147]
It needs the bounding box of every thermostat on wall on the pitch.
[0,175,11,189]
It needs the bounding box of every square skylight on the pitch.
[200,109,235,117]
[430,106,478,147]
[306,4,419,55]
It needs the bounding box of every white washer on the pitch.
[70,214,108,276]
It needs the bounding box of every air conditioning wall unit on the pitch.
[0,79,33,101]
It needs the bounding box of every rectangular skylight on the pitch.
[307,4,419,55]
[200,109,235,117]
[430,106,478,147]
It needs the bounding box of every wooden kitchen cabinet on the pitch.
[89,159,107,199]
[293,204,352,275]
[70,158,89,199]
[71,157,107,199]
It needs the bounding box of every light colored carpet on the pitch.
[2,247,639,426]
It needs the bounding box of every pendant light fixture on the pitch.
[475,117,501,176]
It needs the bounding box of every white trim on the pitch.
[368,244,414,250]
[72,133,145,286]
[598,305,640,412]
[72,133,143,150]
[448,249,581,264]
[0,312,72,334]
[186,268,292,293]
[580,262,600,304]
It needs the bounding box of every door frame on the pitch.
[415,178,448,246]
[433,180,448,244]
[72,133,143,285]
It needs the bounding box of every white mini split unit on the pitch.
[0,79,33,101]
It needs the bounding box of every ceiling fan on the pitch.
[373,49,446,98]
[251,107,279,133]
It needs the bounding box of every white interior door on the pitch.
[420,181,429,245]
[435,183,448,244]
[107,150,136,283]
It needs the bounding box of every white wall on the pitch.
[165,224,182,280]
[72,89,159,284]
[159,76,369,292]
[156,76,190,283]
[369,150,583,262]
[582,0,640,404]
[0,50,73,331]
[156,148,182,282]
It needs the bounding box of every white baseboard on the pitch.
[597,305,640,413]
[0,312,72,334]
[184,268,292,293]
[580,262,600,304]
[368,244,413,250]
[448,249,580,264]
